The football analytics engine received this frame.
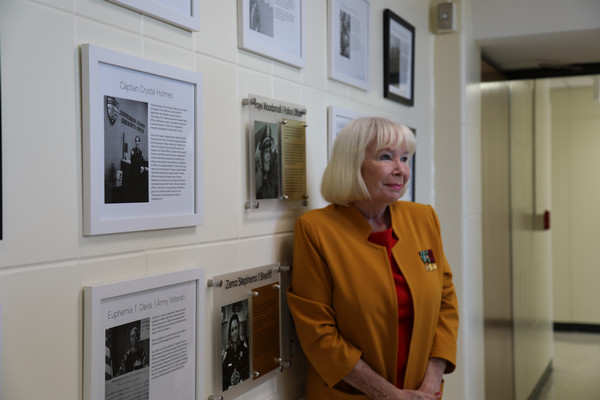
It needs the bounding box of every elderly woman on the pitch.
[287,117,458,399]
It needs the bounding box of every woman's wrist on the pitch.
[419,358,447,393]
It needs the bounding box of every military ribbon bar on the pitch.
[419,249,438,272]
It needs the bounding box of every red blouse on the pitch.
[368,227,414,388]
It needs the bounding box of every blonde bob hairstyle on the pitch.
[321,117,416,205]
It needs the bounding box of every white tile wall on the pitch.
[0,262,82,400]
[432,1,486,398]
[551,87,600,325]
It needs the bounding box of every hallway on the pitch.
[536,331,600,400]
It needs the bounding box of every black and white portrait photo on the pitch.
[105,320,150,380]
[388,35,401,87]
[249,0,274,37]
[103,96,149,204]
[254,121,280,200]
[221,300,250,391]
[105,319,150,400]
[340,10,351,59]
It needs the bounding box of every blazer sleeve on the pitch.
[286,215,362,387]
[429,206,459,373]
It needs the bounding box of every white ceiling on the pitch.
[478,28,600,89]
[478,29,600,72]
[471,0,600,86]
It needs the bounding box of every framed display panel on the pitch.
[83,268,205,400]
[327,106,363,159]
[81,44,203,235]
[209,265,292,399]
[237,0,306,68]
[244,94,307,208]
[400,127,416,202]
[106,0,200,31]
[327,0,371,90]
[383,9,415,106]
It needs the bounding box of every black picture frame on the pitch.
[383,9,415,106]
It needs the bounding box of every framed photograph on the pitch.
[328,0,370,90]
[83,267,205,400]
[220,300,250,392]
[253,121,280,200]
[245,94,307,207]
[106,0,200,31]
[383,9,415,106]
[81,44,203,235]
[327,106,363,158]
[211,265,289,398]
[237,0,306,68]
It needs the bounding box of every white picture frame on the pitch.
[237,0,306,68]
[327,106,363,158]
[327,0,371,90]
[81,44,203,235]
[107,0,200,31]
[83,267,205,400]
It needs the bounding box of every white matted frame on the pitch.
[328,0,370,90]
[81,44,203,235]
[327,106,363,159]
[237,0,306,68]
[84,267,205,400]
[107,0,200,31]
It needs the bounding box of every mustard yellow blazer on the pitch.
[287,201,459,399]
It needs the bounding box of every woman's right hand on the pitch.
[344,359,443,400]
[396,389,442,400]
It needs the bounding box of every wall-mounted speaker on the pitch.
[436,2,456,33]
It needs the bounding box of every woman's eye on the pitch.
[379,153,392,160]
[401,156,409,163]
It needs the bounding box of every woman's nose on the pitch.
[393,160,405,173]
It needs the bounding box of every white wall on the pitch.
[481,81,514,400]
[551,86,600,324]
[480,79,554,400]
[432,0,485,398]
[0,0,478,399]
[509,80,554,400]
